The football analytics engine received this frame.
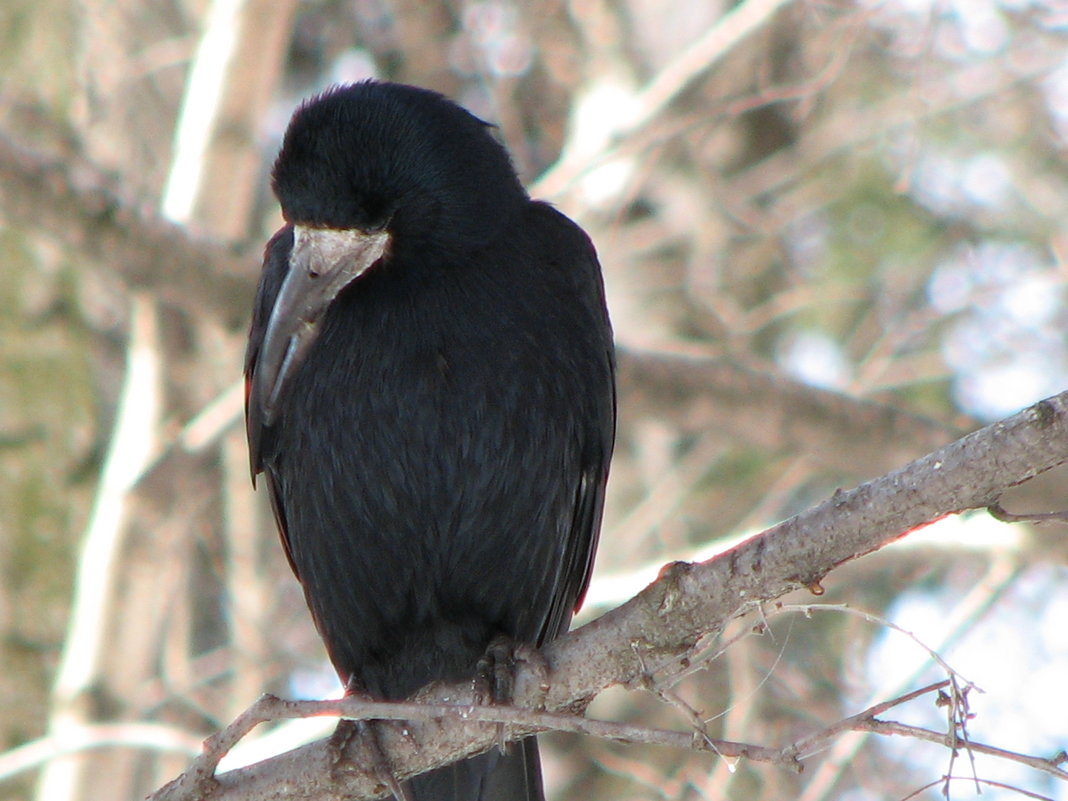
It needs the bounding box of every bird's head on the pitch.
[272,80,527,258]
[248,81,527,429]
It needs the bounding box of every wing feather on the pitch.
[244,225,301,578]
[531,206,616,645]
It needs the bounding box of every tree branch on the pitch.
[0,132,255,328]
[150,391,1068,800]
[859,719,1068,781]
[616,349,958,477]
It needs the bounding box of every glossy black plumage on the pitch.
[245,82,614,800]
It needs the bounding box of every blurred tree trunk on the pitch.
[34,2,295,800]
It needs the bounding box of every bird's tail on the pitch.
[405,736,544,801]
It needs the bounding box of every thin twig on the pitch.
[775,604,977,689]
[860,719,1068,782]
[791,681,953,760]
[901,776,1057,801]
[0,723,202,782]
[183,693,794,781]
[534,0,798,197]
[176,678,1068,799]
[987,501,1068,525]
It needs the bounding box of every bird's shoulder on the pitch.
[516,200,597,267]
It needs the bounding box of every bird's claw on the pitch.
[474,636,550,754]
[329,718,411,801]
[474,636,517,706]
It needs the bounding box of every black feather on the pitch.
[245,80,615,801]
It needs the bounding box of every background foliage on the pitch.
[1,1,1067,799]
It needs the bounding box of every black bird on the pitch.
[245,81,615,801]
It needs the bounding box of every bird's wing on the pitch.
[538,429,613,646]
[244,225,301,578]
[534,213,617,646]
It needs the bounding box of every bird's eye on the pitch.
[358,194,395,232]
[362,217,390,234]
[308,270,320,279]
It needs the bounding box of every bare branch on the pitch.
[616,349,959,477]
[0,132,255,327]
[860,719,1068,782]
[987,501,1068,525]
[904,777,1057,801]
[0,724,202,782]
[534,0,798,197]
[150,390,1068,800]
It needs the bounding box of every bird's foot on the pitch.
[329,717,412,801]
[474,636,550,754]
[473,636,517,708]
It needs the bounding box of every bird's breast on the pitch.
[274,277,573,636]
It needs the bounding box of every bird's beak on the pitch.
[251,225,390,425]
